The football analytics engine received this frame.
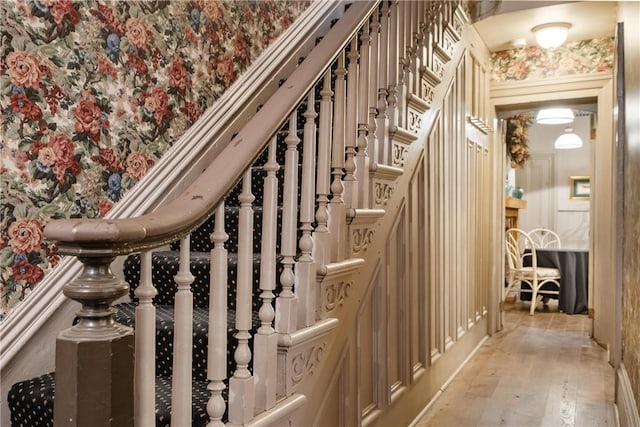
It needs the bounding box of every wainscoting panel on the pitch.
[357,261,384,423]
[387,203,409,402]
[409,158,427,380]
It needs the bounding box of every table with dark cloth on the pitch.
[521,248,589,314]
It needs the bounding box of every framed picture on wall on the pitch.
[570,176,590,200]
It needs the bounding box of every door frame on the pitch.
[489,72,619,365]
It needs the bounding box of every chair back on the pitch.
[528,228,562,249]
[505,228,535,272]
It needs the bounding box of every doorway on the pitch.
[490,73,618,366]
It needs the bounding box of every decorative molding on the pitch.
[408,91,431,112]
[392,143,409,167]
[451,6,467,39]
[290,343,327,385]
[421,74,438,107]
[374,182,395,207]
[430,53,447,80]
[617,364,640,427]
[467,115,491,134]
[347,209,385,257]
[317,258,364,317]
[392,126,419,146]
[277,318,338,398]
[442,26,457,58]
[370,163,403,208]
[434,39,452,63]
[324,281,352,312]
[352,228,376,255]
[407,108,423,134]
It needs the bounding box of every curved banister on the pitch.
[44,0,378,256]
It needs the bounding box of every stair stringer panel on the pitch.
[285,21,497,427]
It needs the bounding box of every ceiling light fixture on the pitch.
[532,22,572,49]
[555,128,583,149]
[536,108,575,125]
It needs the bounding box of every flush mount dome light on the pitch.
[535,108,574,125]
[532,22,571,49]
[555,128,583,149]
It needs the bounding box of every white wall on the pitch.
[516,115,591,248]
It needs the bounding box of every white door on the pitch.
[515,153,556,232]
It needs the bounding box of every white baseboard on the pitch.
[617,363,640,427]
[408,335,489,427]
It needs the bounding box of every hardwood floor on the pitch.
[413,302,616,427]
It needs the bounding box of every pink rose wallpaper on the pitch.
[491,38,614,81]
[0,0,310,319]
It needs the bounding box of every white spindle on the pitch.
[387,1,399,131]
[276,113,300,334]
[396,1,408,129]
[376,0,390,165]
[134,251,157,427]
[344,36,359,208]
[171,237,194,426]
[207,205,228,426]
[409,1,420,95]
[254,137,279,412]
[313,72,333,266]
[329,52,347,262]
[229,170,255,423]
[368,10,380,166]
[413,2,424,102]
[297,92,318,328]
[356,20,371,209]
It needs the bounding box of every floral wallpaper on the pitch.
[0,0,310,320]
[491,37,614,81]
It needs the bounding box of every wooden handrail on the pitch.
[44,1,378,257]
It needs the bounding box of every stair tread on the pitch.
[7,372,213,427]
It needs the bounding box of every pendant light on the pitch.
[555,128,583,149]
[535,108,574,125]
[532,22,572,49]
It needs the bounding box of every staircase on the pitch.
[7,1,495,426]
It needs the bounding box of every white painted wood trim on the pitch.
[407,335,489,427]
[244,394,307,427]
[277,318,340,347]
[617,363,640,427]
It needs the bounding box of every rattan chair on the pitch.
[505,228,561,315]
[527,227,562,249]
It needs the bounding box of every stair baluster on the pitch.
[135,251,157,426]
[387,0,399,133]
[376,0,390,165]
[329,52,347,262]
[356,20,371,209]
[171,236,195,426]
[408,2,419,97]
[297,92,318,328]
[254,137,279,412]
[207,205,228,426]
[276,113,300,334]
[229,169,256,423]
[343,36,359,209]
[368,11,380,169]
[313,71,333,266]
[396,1,408,131]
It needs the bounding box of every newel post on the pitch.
[54,255,134,427]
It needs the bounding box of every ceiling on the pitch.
[472,1,618,52]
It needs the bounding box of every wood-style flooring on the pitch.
[413,301,616,427]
